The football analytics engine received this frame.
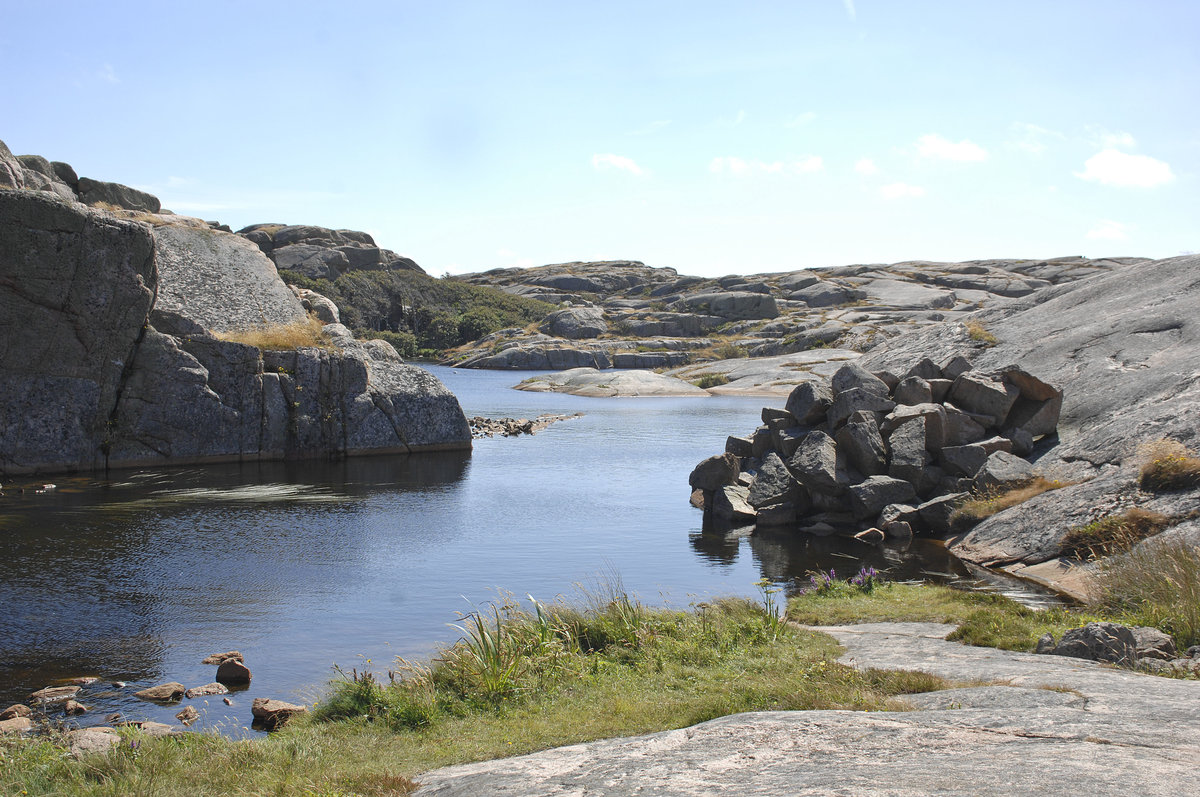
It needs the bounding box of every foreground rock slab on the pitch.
[415,622,1200,796]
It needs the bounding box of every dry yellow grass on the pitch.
[950,476,1070,528]
[964,319,997,346]
[1061,507,1173,560]
[1138,438,1200,491]
[217,316,333,351]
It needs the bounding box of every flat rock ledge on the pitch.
[414,622,1200,796]
[515,368,709,397]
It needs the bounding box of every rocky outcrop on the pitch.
[238,223,424,280]
[450,256,1129,372]
[689,358,1060,537]
[1,147,471,476]
[516,368,709,397]
[414,622,1200,796]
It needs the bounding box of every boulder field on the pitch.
[688,254,1200,596]
[0,142,470,475]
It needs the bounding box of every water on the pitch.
[0,366,1053,734]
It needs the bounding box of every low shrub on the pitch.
[216,315,332,351]
[692,373,730,389]
[1138,438,1200,491]
[949,477,1070,528]
[1061,508,1173,560]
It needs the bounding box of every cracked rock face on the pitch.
[0,187,470,475]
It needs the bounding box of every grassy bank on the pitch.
[7,557,1197,796]
[3,586,947,796]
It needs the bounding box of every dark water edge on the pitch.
[0,366,1058,736]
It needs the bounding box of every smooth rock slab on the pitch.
[415,623,1200,796]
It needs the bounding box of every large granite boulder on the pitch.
[0,189,470,475]
[539,307,608,339]
[673,291,779,321]
[0,190,156,473]
[77,177,161,213]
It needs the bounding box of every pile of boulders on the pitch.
[689,356,1063,540]
[1037,622,1200,676]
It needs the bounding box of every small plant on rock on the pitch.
[964,320,997,346]
[1138,438,1200,491]
[1061,507,1173,560]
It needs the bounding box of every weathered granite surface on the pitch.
[450,257,1133,373]
[515,367,709,397]
[415,623,1200,796]
[0,177,470,475]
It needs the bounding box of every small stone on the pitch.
[30,685,80,703]
[104,712,122,723]
[134,682,186,702]
[176,706,200,725]
[111,681,126,689]
[251,698,307,730]
[1035,633,1056,654]
[67,677,99,686]
[883,520,913,540]
[201,650,244,666]
[216,659,253,686]
[0,716,35,734]
[63,699,88,716]
[0,704,32,720]
[185,682,230,699]
[223,697,234,706]
[66,727,120,757]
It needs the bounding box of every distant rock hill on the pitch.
[0,140,470,476]
[449,256,1139,372]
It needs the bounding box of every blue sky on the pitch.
[3,1,1196,276]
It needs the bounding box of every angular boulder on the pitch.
[848,476,917,520]
[1046,623,1137,667]
[251,698,308,730]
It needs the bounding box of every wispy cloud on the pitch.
[854,157,878,175]
[591,153,645,176]
[629,120,671,136]
[784,112,817,128]
[843,0,857,21]
[1086,126,1138,149]
[879,182,925,200]
[1075,149,1173,187]
[99,63,119,84]
[916,133,988,162]
[1086,220,1129,241]
[709,156,823,176]
[1008,122,1065,154]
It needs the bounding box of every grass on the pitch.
[215,316,333,351]
[3,587,958,796]
[1060,508,1173,560]
[964,319,997,346]
[692,373,730,389]
[1138,438,1200,491]
[949,477,1070,529]
[1091,537,1200,648]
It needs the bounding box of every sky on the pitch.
[2,1,1196,277]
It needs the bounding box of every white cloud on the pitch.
[1086,126,1138,149]
[99,63,119,84]
[784,112,817,128]
[1086,220,1129,241]
[591,153,644,176]
[854,157,878,175]
[709,156,823,176]
[843,0,857,21]
[879,182,925,200]
[1075,149,1173,187]
[916,134,988,162]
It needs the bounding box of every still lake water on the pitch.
[0,366,1047,734]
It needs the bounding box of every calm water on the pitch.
[0,366,1049,734]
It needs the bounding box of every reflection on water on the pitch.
[0,366,1059,735]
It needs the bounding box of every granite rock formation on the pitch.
[0,141,470,475]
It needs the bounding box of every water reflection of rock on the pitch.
[0,451,472,712]
[749,529,971,592]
